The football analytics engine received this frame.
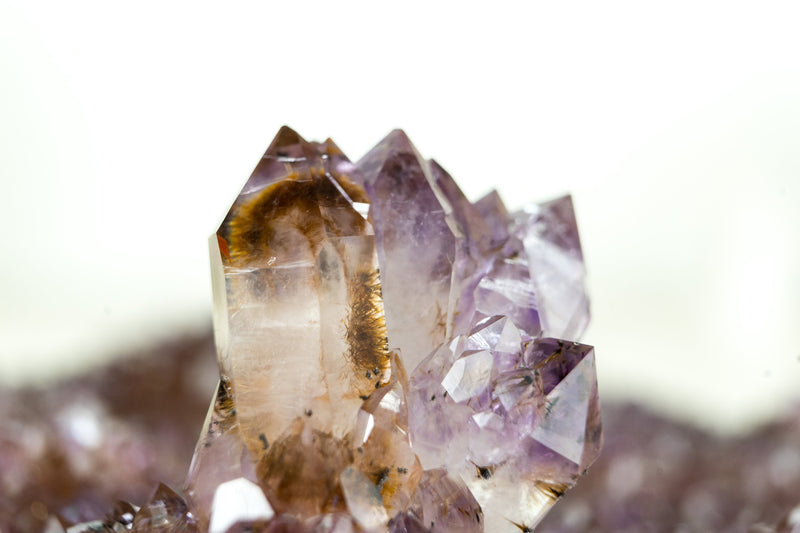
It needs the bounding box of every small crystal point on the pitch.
[355,129,420,187]
[473,190,511,250]
[132,483,197,532]
[266,125,309,155]
[187,128,601,532]
[427,159,491,254]
[527,338,602,469]
[104,500,139,531]
[236,126,317,198]
[515,195,590,340]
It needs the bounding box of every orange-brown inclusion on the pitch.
[257,421,353,517]
[225,168,369,267]
[223,168,390,385]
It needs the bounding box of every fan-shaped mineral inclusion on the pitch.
[184,127,601,533]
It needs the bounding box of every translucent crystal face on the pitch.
[184,127,601,533]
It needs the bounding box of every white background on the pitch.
[1,1,798,433]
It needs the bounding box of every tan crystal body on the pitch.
[187,129,419,531]
[217,157,390,450]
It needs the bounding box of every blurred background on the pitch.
[1,1,798,435]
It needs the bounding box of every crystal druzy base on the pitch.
[130,128,600,533]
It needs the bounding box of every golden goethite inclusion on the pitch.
[183,127,601,533]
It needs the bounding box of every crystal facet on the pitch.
[132,483,197,532]
[183,127,601,532]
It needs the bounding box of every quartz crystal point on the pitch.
[132,483,198,532]
[355,131,457,371]
[185,127,601,532]
[514,196,590,340]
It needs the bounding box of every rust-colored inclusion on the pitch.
[256,421,353,517]
[345,269,391,383]
[224,167,369,268]
[222,167,390,384]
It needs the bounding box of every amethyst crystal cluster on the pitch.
[123,127,601,532]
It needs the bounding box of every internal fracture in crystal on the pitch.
[179,126,602,533]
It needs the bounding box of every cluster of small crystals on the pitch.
[124,127,600,533]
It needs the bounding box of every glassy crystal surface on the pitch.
[132,483,197,532]
[183,127,600,532]
[355,131,457,371]
[514,196,590,340]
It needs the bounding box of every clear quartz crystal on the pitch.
[175,127,601,532]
